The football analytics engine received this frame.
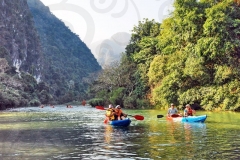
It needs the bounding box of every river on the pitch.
[0,105,240,159]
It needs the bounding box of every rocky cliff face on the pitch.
[27,0,102,102]
[0,0,102,109]
[0,0,43,81]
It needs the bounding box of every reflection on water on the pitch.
[104,125,113,144]
[0,106,240,159]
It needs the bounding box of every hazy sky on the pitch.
[39,0,174,64]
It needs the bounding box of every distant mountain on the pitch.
[27,0,102,102]
[90,32,131,67]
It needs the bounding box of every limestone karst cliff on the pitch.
[0,0,43,80]
[0,0,101,109]
[27,0,101,103]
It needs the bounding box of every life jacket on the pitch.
[188,108,193,116]
[114,108,122,117]
[106,108,115,120]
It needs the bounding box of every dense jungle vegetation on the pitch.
[88,0,240,111]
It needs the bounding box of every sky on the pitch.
[39,0,174,66]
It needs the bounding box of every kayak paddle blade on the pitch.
[104,117,109,124]
[157,115,164,118]
[95,106,105,110]
[128,115,144,120]
[134,115,144,120]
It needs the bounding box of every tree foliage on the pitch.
[149,0,240,110]
[88,54,150,108]
[90,0,240,111]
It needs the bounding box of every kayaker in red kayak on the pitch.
[183,104,196,116]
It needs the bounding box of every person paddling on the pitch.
[104,104,115,123]
[67,105,73,108]
[114,105,127,120]
[167,103,180,117]
[184,104,196,116]
[105,104,115,120]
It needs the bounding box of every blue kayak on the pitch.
[182,115,207,122]
[167,115,207,123]
[109,118,131,127]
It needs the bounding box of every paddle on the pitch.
[157,115,164,118]
[128,115,144,120]
[95,106,105,110]
[157,114,181,118]
[95,106,144,121]
[103,117,109,124]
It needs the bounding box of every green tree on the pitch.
[148,0,240,110]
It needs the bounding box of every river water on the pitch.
[0,105,240,160]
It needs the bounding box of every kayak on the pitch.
[167,115,207,123]
[109,118,131,127]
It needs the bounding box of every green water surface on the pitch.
[0,106,240,159]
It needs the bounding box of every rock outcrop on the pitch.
[0,0,43,81]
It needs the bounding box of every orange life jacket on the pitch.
[114,108,123,117]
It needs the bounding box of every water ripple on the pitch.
[1,107,240,159]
